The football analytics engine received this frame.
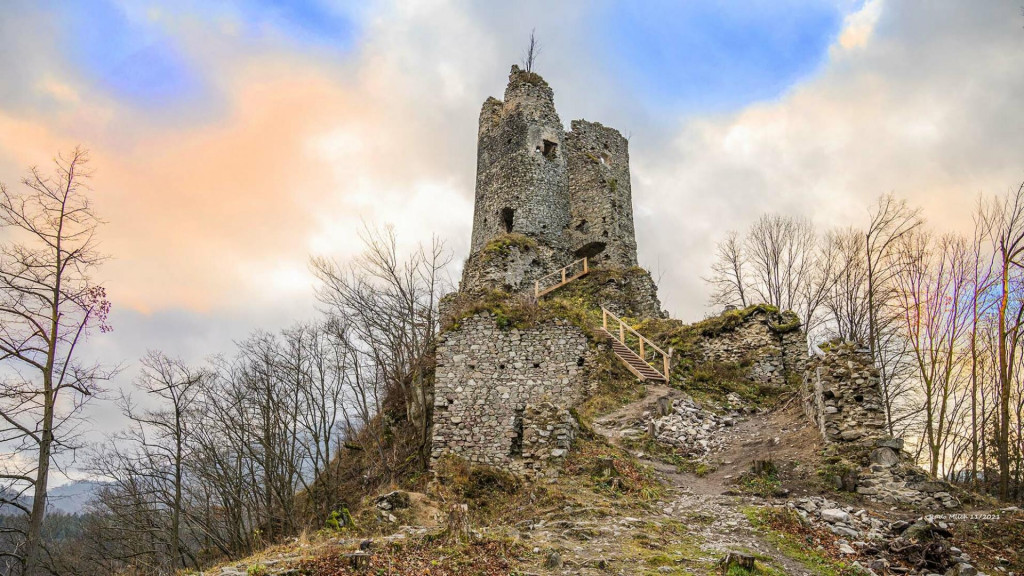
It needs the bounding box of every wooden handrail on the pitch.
[535,257,589,298]
[601,306,673,380]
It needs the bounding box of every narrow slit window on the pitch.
[501,208,514,233]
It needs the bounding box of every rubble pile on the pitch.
[787,496,981,576]
[623,392,750,459]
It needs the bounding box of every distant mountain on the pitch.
[1,481,106,517]
[46,481,105,515]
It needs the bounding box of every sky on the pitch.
[1,0,1023,480]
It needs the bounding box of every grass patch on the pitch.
[736,460,783,498]
[481,233,537,260]
[744,507,861,576]
[624,519,705,575]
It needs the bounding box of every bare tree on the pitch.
[893,232,971,474]
[822,228,871,343]
[861,194,924,437]
[705,230,748,309]
[0,148,113,575]
[311,225,451,468]
[521,29,541,73]
[982,181,1024,499]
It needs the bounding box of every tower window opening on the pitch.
[542,139,557,159]
[509,408,525,457]
[501,208,515,233]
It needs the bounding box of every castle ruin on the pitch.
[430,66,908,491]
[459,65,652,303]
[431,66,663,476]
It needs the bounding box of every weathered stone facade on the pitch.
[461,65,655,307]
[430,313,593,476]
[596,268,665,320]
[460,240,561,295]
[801,342,961,509]
[692,309,806,387]
[519,402,579,479]
[564,120,638,269]
[470,69,570,256]
[802,343,887,444]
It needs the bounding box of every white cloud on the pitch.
[633,1,1024,319]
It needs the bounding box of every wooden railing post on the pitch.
[619,321,625,344]
[583,257,588,274]
[602,308,608,330]
[639,338,645,360]
[663,348,672,380]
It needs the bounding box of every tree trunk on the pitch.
[24,379,54,576]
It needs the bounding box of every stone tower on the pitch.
[565,120,639,269]
[456,65,660,318]
[469,65,570,255]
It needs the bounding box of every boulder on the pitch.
[375,491,411,511]
[820,508,852,524]
[870,447,901,468]
[876,438,905,451]
[946,563,978,576]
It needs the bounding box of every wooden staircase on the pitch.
[534,257,589,298]
[531,261,670,382]
[598,307,672,382]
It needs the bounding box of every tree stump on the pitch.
[750,459,777,477]
[720,551,755,574]
[345,552,372,570]
[596,457,617,478]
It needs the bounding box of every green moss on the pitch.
[441,290,546,332]
[768,310,802,334]
[324,507,354,531]
[482,233,537,261]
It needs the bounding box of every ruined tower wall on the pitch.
[430,313,593,476]
[564,120,639,269]
[802,343,887,444]
[468,67,571,256]
[691,308,806,387]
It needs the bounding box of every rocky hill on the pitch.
[204,298,1021,576]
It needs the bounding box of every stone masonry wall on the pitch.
[802,343,887,444]
[460,241,563,295]
[564,120,638,269]
[519,402,579,479]
[694,309,805,387]
[431,313,593,475]
[802,342,960,509]
[462,66,647,299]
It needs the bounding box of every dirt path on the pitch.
[590,384,820,575]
